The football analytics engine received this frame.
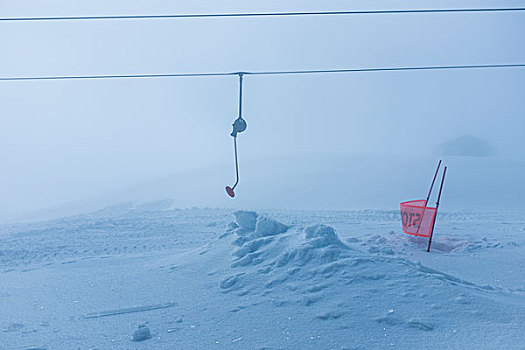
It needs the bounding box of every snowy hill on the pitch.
[1,207,523,349]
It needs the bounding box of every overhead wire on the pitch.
[1,64,524,82]
[1,7,524,82]
[1,7,524,22]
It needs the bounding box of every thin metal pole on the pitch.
[238,73,243,117]
[231,73,243,191]
[231,137,239,190]
[414,160,442,237]
[426,160,442,204]
[427,166,447,252]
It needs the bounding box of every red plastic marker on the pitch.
[399,160,447,252]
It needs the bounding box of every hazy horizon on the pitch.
[1,0,524,220]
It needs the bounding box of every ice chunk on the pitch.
[254,216,288,237]
[304,224,343,247]
[233,211,258,231]
[132,324,152,341]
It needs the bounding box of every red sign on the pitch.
[400,200,437,237]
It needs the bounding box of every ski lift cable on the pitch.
[0,72,235,82]
[1,63,525,82]
[1,7,525,22]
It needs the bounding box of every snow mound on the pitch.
[233,210,257,231]
[233,210,288,240]
[217,211,516,332]
[304,224,346,248]
[220,212,350,297]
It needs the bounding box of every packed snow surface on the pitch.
[0,204,523,349]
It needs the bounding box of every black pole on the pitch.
[231,137,239,190]
[427,166,447,252]
[413,160,442,237]
[426,160,442,204]
[238,72,243,117]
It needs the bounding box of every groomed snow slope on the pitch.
[0,206,523,349]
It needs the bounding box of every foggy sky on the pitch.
[1,0,524,219]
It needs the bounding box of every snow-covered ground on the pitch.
[1,203,524,349]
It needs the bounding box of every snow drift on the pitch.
[0,207,523,349]
[211,211,523,346]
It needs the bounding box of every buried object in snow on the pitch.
[132,324,152,341]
